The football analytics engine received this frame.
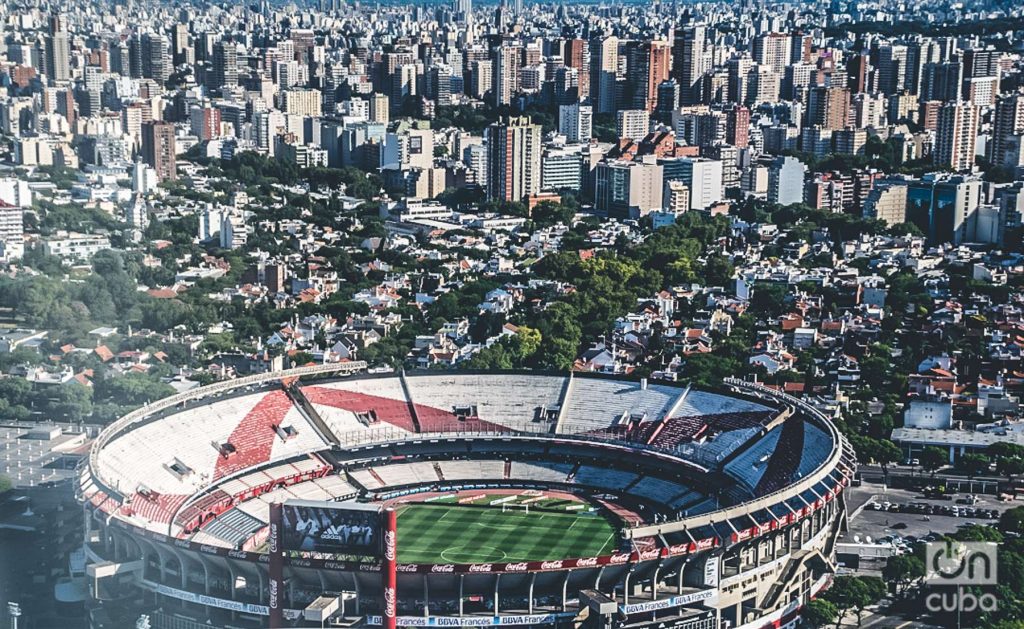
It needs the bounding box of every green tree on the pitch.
[882,554,925,595]
[958,453,991,479]
[822,576,872,627]
[0,474,10,495]
[920,446,948,477]
[800,599,838,628]
[1000,507,1024,536]
[997,456,1024,483]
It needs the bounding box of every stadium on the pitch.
[78,366,855,629]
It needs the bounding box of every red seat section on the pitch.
[303,386,418,431]
[123,492,190,524]
[412,403,505,432]
[303,386,506,433]
[214,390,295,480]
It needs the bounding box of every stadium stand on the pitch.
[202,509,266,548]
[348,468,385,490]
[302,378,416,431]
[403,374,568,429]
[723,426,785,493]
[754,419,806,496]
[628,476,691,504]
[94,389,325,498]
[573,466,638,489]
[436,460,506,481]
[559,379,680,432]
[509,462,574,483]
[674,390,771,418]
[372,462,441,486]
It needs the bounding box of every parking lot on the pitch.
[844,482,1009,546]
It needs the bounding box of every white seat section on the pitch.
[371,462,439,486]
[313,475,359,498]
[307,377,409,402]
[723,426,784,492]
[236,499,271,523]
[573,465,638,489]
[268,406,329,459]
[509,462,573,483]
[191,531,229,546]
[437,460,505,481]
[628,476,689,504]
[404,374,568,429]
[348,468,383,490]
[311,403,411,440]
[95,392,271,495]
[673,390,771,418]
[559,379,680,433]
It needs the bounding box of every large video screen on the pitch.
[280,502,381,556]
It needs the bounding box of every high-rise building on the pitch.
[45,15,70,83]
[906,175,983,244]
[128,31,144,79]
[768,155,807,205]
[846,54,870,94]
[190,105,222,141]
[541,146,585,192]
[991,93,1024,167]
[962,48,1000,102]
[863,179,910,226]
[660,157,723,210]
[453,0,472,21]
[672,24,707,106]
[210,40,238,93]
[494,45,521,107]
[628,40,671,112]
[807,86,851,130]
[369,93,390,124]
[282,89,323,117]
[656,80,680,122]
[558,103,592,144]
[173,23,190,66]
[142,33,171,85]
[934,101,979,172]
[564,39,590,100]
[616,109,650,141]
[752,32,791,75]
[726,104,751,149]
[485,115,541,201]
[592,36,620,114]
[594,158,664,218]
[876,43,908,95]
[141,121,177,182]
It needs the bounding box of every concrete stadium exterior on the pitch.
[79,367,855,629]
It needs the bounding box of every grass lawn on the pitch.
[395,502,620,564]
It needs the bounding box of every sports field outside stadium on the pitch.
[394,497,621,564]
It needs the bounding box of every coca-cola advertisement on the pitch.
[281,500,382,556]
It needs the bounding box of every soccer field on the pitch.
[395,503,621,564]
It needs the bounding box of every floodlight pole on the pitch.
[7,603,20,629]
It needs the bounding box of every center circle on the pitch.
[439,545,508,563]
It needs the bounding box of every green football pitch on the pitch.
[395,502,621,564]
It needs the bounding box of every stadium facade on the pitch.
[78,366,855,629]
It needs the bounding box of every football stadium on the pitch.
[78,366,855,629]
